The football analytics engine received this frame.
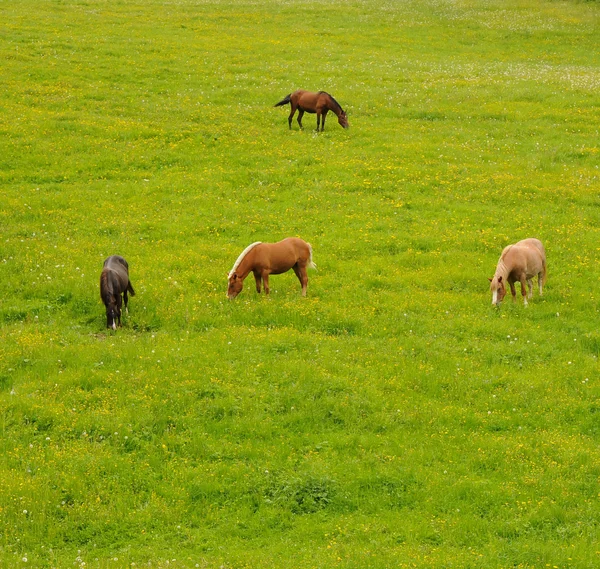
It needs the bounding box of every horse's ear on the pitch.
[488,277,493,282]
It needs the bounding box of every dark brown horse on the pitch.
[227,238,316,299]
[489,238,546,307]
[100,255,135,329]
[275,90,349,131]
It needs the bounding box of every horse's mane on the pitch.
[319,91,344,113]
[492,247,512,285]
[495,258,508,277]
[500,244,513,259]
[229,242,262,277]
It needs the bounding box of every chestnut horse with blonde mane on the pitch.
[489,238,546,306]
[227,238,316,299]
[100,255,135,329]
[275,90,349,131]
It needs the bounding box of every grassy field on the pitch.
[2,0,600,567]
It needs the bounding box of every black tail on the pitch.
[274,94,291,107]
[127,282,136,296]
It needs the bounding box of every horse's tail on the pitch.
[542,258,547,285]
[307,243,317,270]
[127,281,136,296]
[274,94,291,107]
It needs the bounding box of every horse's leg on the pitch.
[519,277,528,306]
[297,109,304,130]
[538,269,545,296]
[321,109,329,132]
[116,295,123,326]
[316,111,321,132]
[288,102,297,129]
[261,271,270,295]
[509,282,517,303]
[253,270,262,294]
[293,264,308,296]
[526,279,533,299]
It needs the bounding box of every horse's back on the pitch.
[292,90,320,110]
[516,238,545,258]
[104,255,129,271]
[506,239,545,275]
[278,237,310,255]
[291,89,312,100]
[513,239,545,264]
[259,238,310,271]
[102,256,130,287]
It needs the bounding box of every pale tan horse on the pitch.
[489,238,546,306]
[274,90,349,131]
[227,238,316,299]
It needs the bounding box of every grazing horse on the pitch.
[489,238,546,306]
[227,238,316,299]
[100,255,135,329]
[274,90,349,131]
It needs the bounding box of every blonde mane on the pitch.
[495,258,509,279]
[228,242,262,277]
[491,247,512,290]
[496,245,514,277]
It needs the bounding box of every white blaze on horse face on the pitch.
[492,289,498,306]
[111,321,117,330]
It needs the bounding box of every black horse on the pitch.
[100,255,135,329]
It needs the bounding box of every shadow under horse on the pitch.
[275,90,349,131]
[100,255,136,329]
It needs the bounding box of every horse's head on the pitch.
[227,272,243,299]
[338,111,349,129]
[489,276,506,306]
[105,300,119,329]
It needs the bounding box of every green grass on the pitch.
[2,0,600,567]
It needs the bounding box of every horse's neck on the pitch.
[328,100,341,115]
[326,96,342,115]
[102,270,119,298]
[495,258,509,280]
[102,282,114,304]
[235,249,256,280]
[230,242,262,279]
